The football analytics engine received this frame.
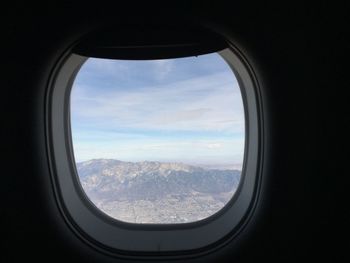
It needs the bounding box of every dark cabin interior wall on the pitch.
[1,2,348,262]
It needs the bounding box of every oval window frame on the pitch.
[46,37,262,255]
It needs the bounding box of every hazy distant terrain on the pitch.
[77,159,241,223]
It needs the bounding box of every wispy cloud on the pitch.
[72,135,244,164]
[71,71,243,133]
[71,53,245,165]
[152,59,174,80]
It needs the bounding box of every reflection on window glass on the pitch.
[70,53,245,224]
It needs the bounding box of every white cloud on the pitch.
[84,58,129,74]
[207,143,222,149]
[73,136,244,165]
[152,59,173,80]
[71,55,245,166]
[152,108,212,124]
[71,71,244,133]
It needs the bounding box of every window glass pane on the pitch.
[70,53,245,224]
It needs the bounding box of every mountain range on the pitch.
[76,159,241,223]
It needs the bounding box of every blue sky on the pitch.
[70,52,245,169]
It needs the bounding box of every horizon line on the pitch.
[76,158,243,171]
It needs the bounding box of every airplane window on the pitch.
[70,53,245,224]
